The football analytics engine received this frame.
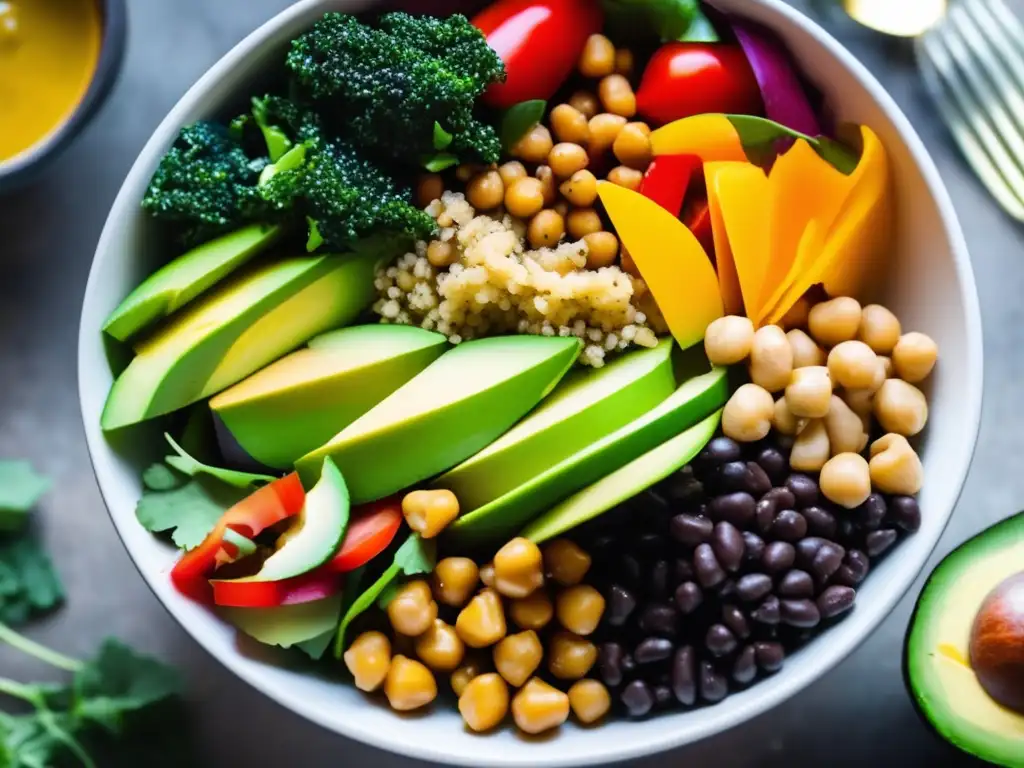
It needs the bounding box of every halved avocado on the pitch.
[904,512,1024,768]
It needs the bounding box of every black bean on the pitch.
[817,585,857,619]
[811,542,846,583]
[746,462,773,497]
[606,584,637,626]
[890,496,922,533]
[786,474,819,508]
[666,476,705,507]
[712,521,745,572]
[865,528,898,557]
[699,662,729,703]
[589,534,616,561]
[835,517,856,545]
[736,573,774,603]
[633,531,666,558]
[755,447,788,484]
[675,581,703,614]
[857,494,887,531]
[755,497,777,534]
[700,436,742,466]
[709,492,756,527]
[762,541,796,573]
[795,537,826,568]
[754,641,785,672]
[777,570,815,598]
[694,543,726,588]
[648,560,670,598]
[705,624,738,657]
[751,595,781,625]
[670,513,713,546]
[742,532,766,564]
[621,680,655,717]
[635,637,674,664]
[802,506,837,538]
[722,605,751,639]
[771,510,808,541]
[716,461,752,494]
[598,642,625,687]
[638,603,678,638]
[673,558,695,585]
[732,645,757,684]
[621,653,637,676]
[717,579,737,599]
[672,646,697,705]
[763,487,797,511]
[833,550,870,587]
[654,684,674,707]
[781,598,821,628]
[617,554,641,587]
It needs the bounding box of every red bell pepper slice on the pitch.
[639,154,699,219]
[325,496,403,574]
[171,473,305,603]
[684,197,715,259]
[211,568,342,609]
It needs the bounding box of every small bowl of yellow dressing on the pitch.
[0,0,126,191]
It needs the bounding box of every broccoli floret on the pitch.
[286,12,505,165]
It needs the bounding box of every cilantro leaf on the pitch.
[0,535,64,626]
[163,433,275,488]
[141,464,180,492]
[135,476,247,550]
[0,463,50,533]
[393,533,436,576]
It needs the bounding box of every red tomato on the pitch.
[473,0,603,108]
[636,43,762,127]
[211,569,342,609]
[326,497,403,574]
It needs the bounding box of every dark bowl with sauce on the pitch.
[0,0,126,193]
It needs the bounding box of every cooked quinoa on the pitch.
[372,192,662,367]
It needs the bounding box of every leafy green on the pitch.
[0,535,64,626]
[135,475,247,551]
[499,100,546,152]
[423,153,459,172]
[141,464,178,492]
[680,7,720,42]
[602,0,707,42]
[306,217,325,252]
[0,463,50,533]
[162,433,275,488]
[433,121,454,151]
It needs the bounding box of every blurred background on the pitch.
[0,0,1015,765]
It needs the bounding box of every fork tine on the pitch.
[976,0,1024,50]
[966,0,1024,89]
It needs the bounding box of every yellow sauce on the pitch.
[0,0,102,163]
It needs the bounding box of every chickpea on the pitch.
[456,588,507,648]
[535,164,558,206]
[787,329,826,368]
[858,304,902,354]
[548,631,598,680]
[511,124,554,164]
[384,655,437,711]
[402,489,460,539]
[613,123,653,170]
[598,74,637,117]
[505,177,545,219]
[772,396,804,436]
[433,557,479,608]
[869,433,924,495]
[808,297,862,347]
[493,630,544,687]
[569,90,600,120]
[426,239,458,269]
[790,419,830,472]
[819,453,872,509]
[704,315,755,366]
[828,340,879,390]
[543,539,591,585]
[528,209,566,249]
[566,208,603,239]
[560,169,599,207]
[343,631,391,692]
[750,325,794,392]
[465,170,505,212]
[493,537,544,598]
[842,387,875,432]
[459,673,510,732]
[579,33,616,77]
[550,104,591,144]
[555,585,605,635]
[498,160,528,188]
[510,590,554,631]
[568,679,611,724]
[606,165,643,191]
[588,113,627,156]
[479,562,496,588]
[451,656,488,697]
[455,163,482,183]
[722,383,775,442]
[631,121,651,136]
[879,355,894,379]
[387,580,438,637]
[415,619,465,672]
[785,366,832,419]
[554,200,569,217]
[892,332,938,383]
[619,244,640,277]
[825,394,868,455]
[615,48,635,76]
[512,678,570,735]
[548,143,590,178]
[415,173,444,208]
[874,379,928,436]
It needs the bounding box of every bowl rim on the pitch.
[77,0,984,765]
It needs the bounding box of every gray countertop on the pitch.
[0,1,1013,765]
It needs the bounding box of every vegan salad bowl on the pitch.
[78,0,983,765]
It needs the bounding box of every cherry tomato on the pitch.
[473,0,603,108]
[326,497,403,573]
[211,569,342,609]
[636,43,762,127]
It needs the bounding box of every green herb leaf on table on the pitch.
[0,462,51,533]
[0,536,64,626]
[499,100,547,152]
[433,121,454,151]
[135,476,248,551]
[163,433,276,488]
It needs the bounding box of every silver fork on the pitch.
[917,0,1024,220]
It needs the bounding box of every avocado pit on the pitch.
[969,571,1024,714]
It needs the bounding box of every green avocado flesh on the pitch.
[220,593,343,651]
[905,511,1024,768]
[524,408,722,544]
[447,355,729,548]
[433,339,676,511]
[296,335,582,503]
[101,252,380,431]
[103,224,283,342]
[211,325,448,469]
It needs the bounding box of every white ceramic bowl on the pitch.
[78,1,983,765]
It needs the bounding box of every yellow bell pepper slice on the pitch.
[704,162,744,316]
[598,181,723,350]
[651,114,746,162]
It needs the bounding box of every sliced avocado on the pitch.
[211,325,449,469]
[296,335,582,503]
[434,339,676,510]
[447,354,729,547]
[101,251,380,431]
[220,592,343,651]
[905,512,1024,768]
[103,224,283,343]
[524,408,722,544]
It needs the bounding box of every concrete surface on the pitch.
[0,1,1012,765]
